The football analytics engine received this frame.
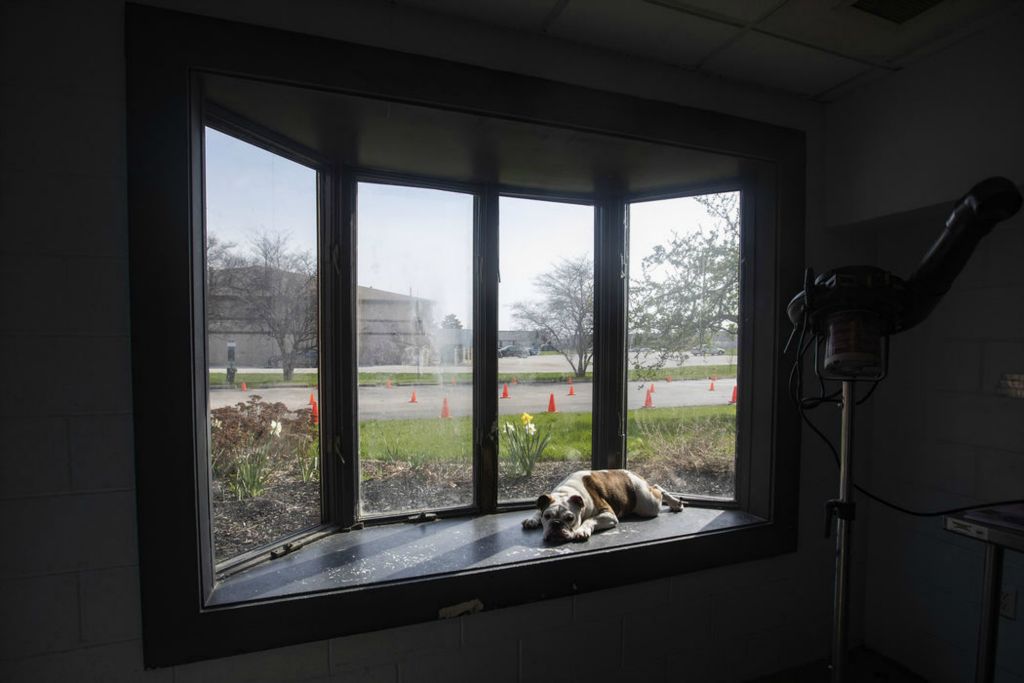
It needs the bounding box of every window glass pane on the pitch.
[498,197,594,502]
[204,127,322,564]
[626,192,739,499]
[356,182,475,516]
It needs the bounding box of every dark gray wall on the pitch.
[0,1,899,681]
[825,12,1024,681]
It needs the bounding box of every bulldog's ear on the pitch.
[568,494,585,509]
[536,494,554,510]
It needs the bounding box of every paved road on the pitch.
[209,353,736,376]
[209,377,737,419]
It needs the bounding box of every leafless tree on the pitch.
[512,255,594,378]
[208,233,317,381]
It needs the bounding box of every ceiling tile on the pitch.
[648,0,787,25]
[701,31,869,97]
[548,0,738,68]
[394,0,561,32]
[759,0,1012,64]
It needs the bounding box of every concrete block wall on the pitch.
[859,207,1024,683]
[0,1,842,682]
[825,9,1024,682]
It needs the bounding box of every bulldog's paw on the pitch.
[571,527,592,542]
[522,517,542,530]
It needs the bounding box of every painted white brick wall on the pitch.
[0,1,843,682]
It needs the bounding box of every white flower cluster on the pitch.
[269,420,282,437]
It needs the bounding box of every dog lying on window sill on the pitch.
[522,469,684,543]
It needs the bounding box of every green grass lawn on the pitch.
[209,364,737,388]
[209,372,320,387]
[357,404,736,465]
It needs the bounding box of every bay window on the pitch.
[127,4,803,667]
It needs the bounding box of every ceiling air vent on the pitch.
[852,0,944,24]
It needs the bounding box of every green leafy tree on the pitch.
[629,193,739,370]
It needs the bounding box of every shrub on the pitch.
[210,397,318,496]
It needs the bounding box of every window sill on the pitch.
[208,506,766,607]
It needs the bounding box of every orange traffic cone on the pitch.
[309,392,316,405]
[730,385,738,404]
[241,382,248,391]
[500,383,510,399]
[568,383,576,397]
[708,378,715,391]
[440,397,451,419]
[385,378,392,389]
[643,386,653,408]
[649,383,655,393]
[409,391,418,403]
[311,399,319,425]
[547,393,557,413]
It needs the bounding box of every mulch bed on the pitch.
[213,461,733,562]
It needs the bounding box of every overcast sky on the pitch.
[205,127,737,331]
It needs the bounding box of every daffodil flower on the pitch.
[524,422,537,436]
[269,420,282,438]
[503,422,516,435]
[520,412,533,426]
[211,417,222,430]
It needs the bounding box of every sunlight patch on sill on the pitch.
[207,506,766,607]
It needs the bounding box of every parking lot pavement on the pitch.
[208,377,737,418]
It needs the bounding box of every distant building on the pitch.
[355,286,436,366]
[207,268,437,368]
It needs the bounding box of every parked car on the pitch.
[498,344,531,358]
[691,345,726,356]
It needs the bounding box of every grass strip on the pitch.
[357,404,736,464]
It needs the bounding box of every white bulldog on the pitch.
[522,469,684,543]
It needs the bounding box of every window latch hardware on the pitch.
[333,435,345,465]
[270,542,296,560]
[824,499,855,538]
[407,512,438,524]
[331,243,343,275]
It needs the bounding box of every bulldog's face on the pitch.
[536,493,585,543]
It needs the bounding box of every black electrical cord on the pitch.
[855,380,880,406]
[789,318,1024,518]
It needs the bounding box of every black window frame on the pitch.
[126,4,804,668]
